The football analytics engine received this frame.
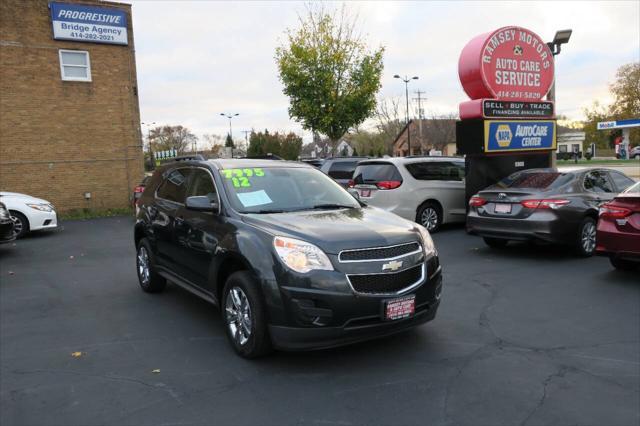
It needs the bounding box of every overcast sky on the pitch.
[126,0,639,144]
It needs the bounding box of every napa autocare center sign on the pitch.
[49,2,128,45]
[484,120,555,153]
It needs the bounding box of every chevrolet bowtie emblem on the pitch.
[382,260,403,272]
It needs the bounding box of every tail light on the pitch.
[469,196,487,207]
[134,185,145,193]
[521,199,570,209]
[347,179,355,188]
[376,180,402,190]
[599,204,632,218]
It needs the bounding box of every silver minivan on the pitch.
[350,157,466,232]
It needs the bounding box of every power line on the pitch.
[413,90,427,119]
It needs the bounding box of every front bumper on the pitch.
[466,212,574,244]
[0,220,15,243]
[268,264,442,351]
[29,210,58,232]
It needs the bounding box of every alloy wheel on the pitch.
[581,222,596,254]
[225,287,252,346]
[421,208,439,231]
[137,246,150,285]
[10,215,22,236]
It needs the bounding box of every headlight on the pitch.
[416,225,437,256]
[27,203,53,212]
[273,236,334,273]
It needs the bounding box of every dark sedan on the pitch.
[467,168,636,256]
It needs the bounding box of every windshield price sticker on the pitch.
[221,168,265,188]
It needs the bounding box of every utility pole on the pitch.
[413,90,427,119]
[413,90,427,154]
[241,130,251,152]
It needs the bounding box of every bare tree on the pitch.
[423,112,457,152]
[374,96,405,154]
[202,134,224,151]
[149,125,197,154]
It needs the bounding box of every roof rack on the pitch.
[170,154,206,162]
[244,154,284,160]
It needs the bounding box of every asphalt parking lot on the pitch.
[1,217,638,426]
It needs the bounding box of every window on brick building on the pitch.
[59,50,92,82]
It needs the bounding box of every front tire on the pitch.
[483,237,508,248]
[9,211,29,239]
[576,217,597,257]
[417,201,442,233]
[222,271,272,358]
[610,257,638,271]
[136,238,166,293]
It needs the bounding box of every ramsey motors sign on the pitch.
[49,2,128,45]
[484,120,556,153]
[459,26,554,101]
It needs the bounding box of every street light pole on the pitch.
[546,29,572,167]
[220,113,239,140]
[394,75,419,156]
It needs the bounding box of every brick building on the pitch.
[0,0,143,212]
[392,119,458,157]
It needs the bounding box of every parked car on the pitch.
[132,176,151,208]
[630,145,640,160]
[596,181,640,270]
[134,157,442,358]
[349,157,467,232]
[467,168,636,256]
[300,158,324,169]
[0,192,58,238]
[0,202,15,244]
[320,157,368,188]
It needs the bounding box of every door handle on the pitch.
[175,216,184,226]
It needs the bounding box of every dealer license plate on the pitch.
[494,203,512,214]
[384,295,415,321]
[359,189,371,198]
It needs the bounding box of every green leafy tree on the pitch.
[225,133,234,148]
[247,130,303,160]
[276,5,384,153]
[583,62,640,148]
[280,132,303,160]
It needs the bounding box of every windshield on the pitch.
[495,171,575,190]
[623,181,640,194]
[220,166,360,213]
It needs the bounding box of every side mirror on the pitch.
[347,188,360,200]
[186,196,218,212]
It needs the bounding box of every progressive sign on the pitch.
[49,2,128,45]
[484,120,556,153]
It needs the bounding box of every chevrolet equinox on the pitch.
[134,156,442,358]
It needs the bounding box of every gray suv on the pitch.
[320,157,368,188]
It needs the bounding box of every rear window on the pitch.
[405,161,465,181]
[609,171,635,192]
[352,162,402,184]
[623,181,640,194]
[497,171,574,189]
[328,161,359,180]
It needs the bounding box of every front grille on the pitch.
[348,264,423,294]
[339,242,420,262]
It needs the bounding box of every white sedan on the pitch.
[0,192,58,238]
